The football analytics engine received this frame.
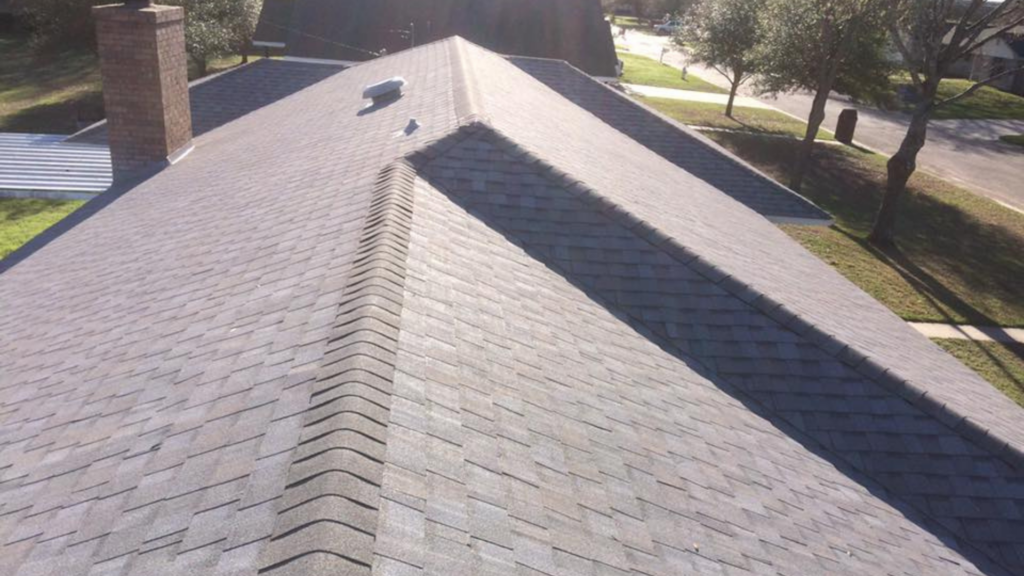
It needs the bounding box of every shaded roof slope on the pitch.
[254,0,618,76]
[70,58,346,145]
[510,56,831,224]
[1,37,1022,576]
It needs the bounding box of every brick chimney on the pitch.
[93,1,193,179]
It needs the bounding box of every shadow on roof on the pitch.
[0,169,154,275]
[510,56,832,225]
[411,123,1023,576]
[70,59,347,145]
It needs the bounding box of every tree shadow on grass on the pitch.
[0,89,104,134]
[711,132,1024,326]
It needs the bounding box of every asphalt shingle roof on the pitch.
[70,59,346,145]
[509,56,831,224]
[1,37,1022,576]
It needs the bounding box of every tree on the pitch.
[167,0,261,75]
[755,0,892,192]
[23,0,261,76]
[869,0,1024,246]
[678,0,765,118]
[23,0,106,54]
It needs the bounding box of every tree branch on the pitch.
[955,11,1024,62]
[889,22,923,87]
[709,63,731,82]
[934,67,1022,108]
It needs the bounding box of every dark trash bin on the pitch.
[836,109,858,144]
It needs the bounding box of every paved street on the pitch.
[617,32,1024,211]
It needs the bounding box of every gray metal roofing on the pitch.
[1,37,1022,576]
[0,133,111,198]
[509,56,831,224]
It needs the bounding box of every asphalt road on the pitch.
[618,32,1024,212]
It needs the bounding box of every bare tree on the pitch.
[869,0,1024,245]
[756,0,893,192]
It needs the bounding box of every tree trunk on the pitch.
[869,107,930,246]
[789,86,829,192]
[725,68,743,118]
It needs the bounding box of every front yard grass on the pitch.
[933,339,1024,409]
[608,15,650,31]
[1,29,260,134]
[0,198,85,259]
[705,131,1024,327]
[642,97,835,140]
[932,78,1024,120]
[892,76,1024,120]
[617,51,727,94]
[0,31,103,133]
[1000,134,1024,147]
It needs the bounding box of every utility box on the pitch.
[836,109,858,144]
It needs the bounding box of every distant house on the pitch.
[948,26,1024,95]
[253,0,619,77]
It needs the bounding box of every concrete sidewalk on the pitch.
[910,322,1024,344]
[623,84,774,109]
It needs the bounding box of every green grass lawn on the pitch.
[608,15,651,31]
[0,198,84,259]
[1000,134,1024,147]
[934,339,1024,408]
[642,97,835,140]
[617,51,727,94]
[705,132,1024,327]
[0,31,103,133]
[892,76,1024,120]
[933,78,1024,120]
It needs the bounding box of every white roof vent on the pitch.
[363,77,406,105]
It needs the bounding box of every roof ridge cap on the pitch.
[423,121,1024,476]
[258,160,418,575]
[448,36,488,125]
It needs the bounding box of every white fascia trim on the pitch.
[253,41,286,48]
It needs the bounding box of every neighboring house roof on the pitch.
[1,59,345,200]
[510,56,830,224]
[946,27,1024,61]
[0,133,111,198]
[254,0,618,76]
[1,37,1023,576]
[71,58,346,146]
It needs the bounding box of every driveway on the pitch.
[617,32,1024,212]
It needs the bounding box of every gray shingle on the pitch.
[2,36,1023,576]
[509,56,831,225]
